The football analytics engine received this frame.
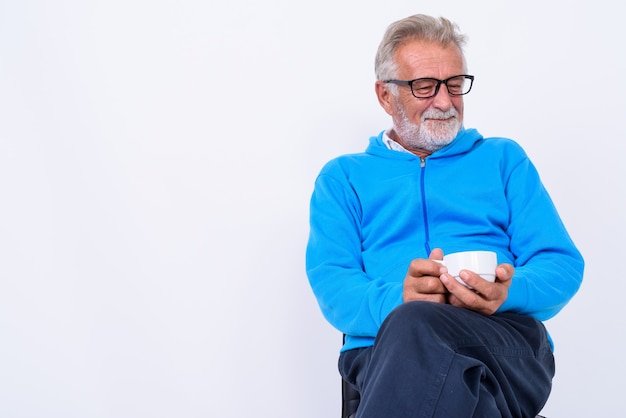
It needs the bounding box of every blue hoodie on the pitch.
[306,128,584,352]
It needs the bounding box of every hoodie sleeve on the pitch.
[498,147,584,320]
[305,164,404,337]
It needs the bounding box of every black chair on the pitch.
[341,376,360,418]
[341,334,360,418]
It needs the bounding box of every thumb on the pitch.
[429,248,444,261]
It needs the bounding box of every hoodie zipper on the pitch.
[419,156,431,255]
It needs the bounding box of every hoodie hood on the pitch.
[366,127,485,159]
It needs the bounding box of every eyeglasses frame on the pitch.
[384,74,475,99]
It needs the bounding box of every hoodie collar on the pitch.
[367,128,484,159]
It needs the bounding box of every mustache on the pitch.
[421,109,458,120]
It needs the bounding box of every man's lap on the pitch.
[339,302,554,418]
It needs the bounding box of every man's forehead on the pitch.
[394,41,464,77]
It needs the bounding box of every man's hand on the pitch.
[402,248,448,304]
[440,263,513,315]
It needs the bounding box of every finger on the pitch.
[446,271,506,314]
[440,272,470,294]
[461,271,510,304]
[410,258,446,278]
[495,264,513,284]
[457,270,494,296]
[442,272,490,307]
[428,248,444,261]
[411,275,447,294]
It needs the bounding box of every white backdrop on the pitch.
[0,1,623,417]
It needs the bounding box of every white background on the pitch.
[0,1,623,417]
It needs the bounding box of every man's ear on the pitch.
[375,81,394,116]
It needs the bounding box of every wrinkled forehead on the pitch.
[393,40,466,78]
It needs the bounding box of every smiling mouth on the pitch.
[426,117,455,122]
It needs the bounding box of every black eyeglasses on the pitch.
[384,75,475,99]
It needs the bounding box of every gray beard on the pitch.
[395,107,462,152]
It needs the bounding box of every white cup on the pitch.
[437,250,497,288]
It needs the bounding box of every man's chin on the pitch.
[419,130,458,151]
[424,124,460,144]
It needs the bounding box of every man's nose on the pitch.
[431,84,454,110]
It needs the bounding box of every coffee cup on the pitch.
[436,250,497,288]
